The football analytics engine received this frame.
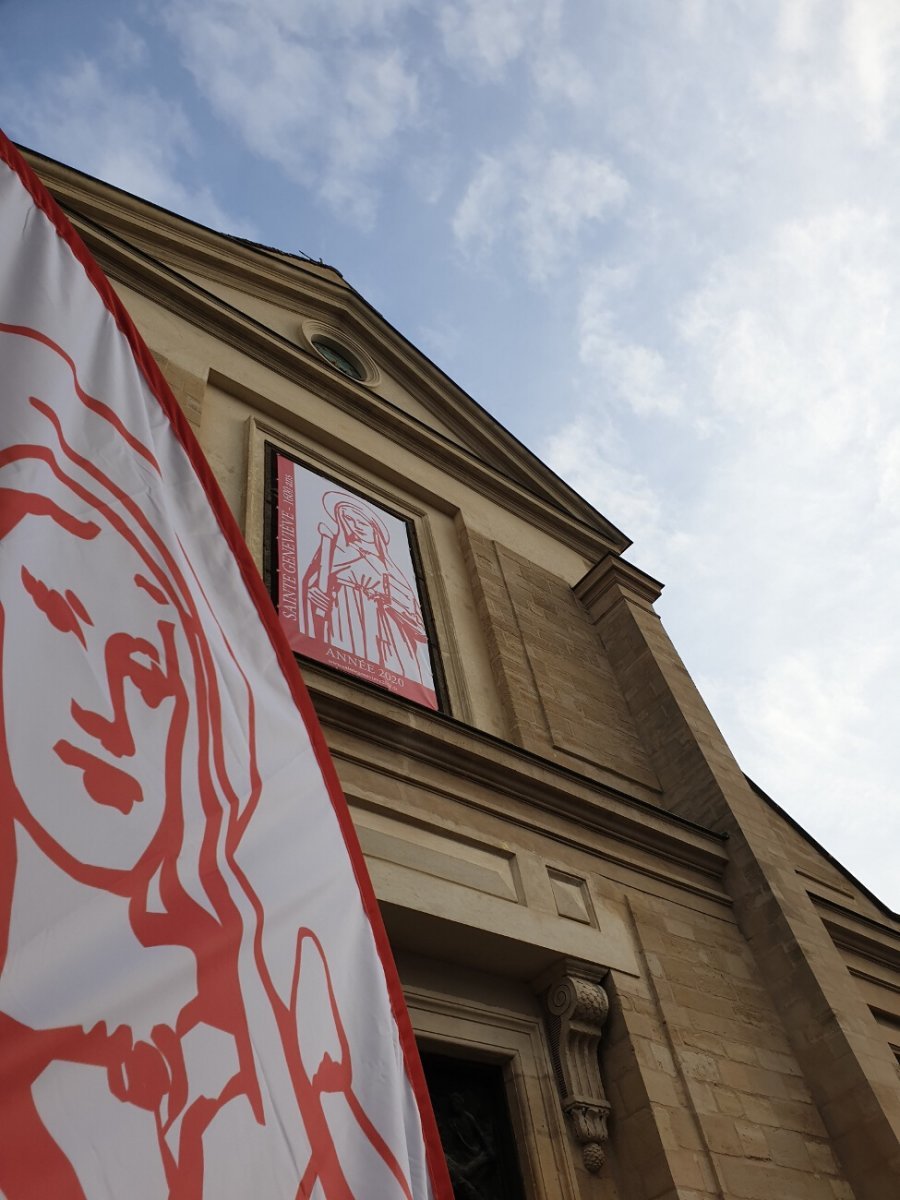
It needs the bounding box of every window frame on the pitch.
[405,983,582,1200]
[251,428,455,715]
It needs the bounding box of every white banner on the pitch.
[0,133,450,1200]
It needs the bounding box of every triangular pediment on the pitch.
[24,146,629,559]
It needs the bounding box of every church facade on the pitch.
[26,146,900,1200]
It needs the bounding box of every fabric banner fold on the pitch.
[0,131,451,1200]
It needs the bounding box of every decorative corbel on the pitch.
[543,971,611,1172]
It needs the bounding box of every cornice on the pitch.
[575,554,665,621]
[22,147,346,294]
[815,897,900,973]
[57,204,624,562]
[304,669,731,900]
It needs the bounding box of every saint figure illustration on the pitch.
[301,491,431,686]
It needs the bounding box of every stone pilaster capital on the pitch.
[546,972,610,1028]
[575,554,663,622]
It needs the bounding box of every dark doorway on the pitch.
[420,1051,527,1200]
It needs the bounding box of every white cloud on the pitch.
[757,0,900,145]
[2,52,252,235]
[328,51,419,176]
[875,426,900,510]
[545,417,665,549]
[531,48,596,106]
[670,209,900,708]
[439,0,554,81]
[453,147,628,281]
[439,0,595,108]
[404,153,452,206]
[162,0,420,226]
[451,155,507,253]
[705,631,900,907]
[842,0,900,142]
[679,0,709,37]
[524,153,629,277]
[414,318,463,369]
[680,208,900,453]
[776,0,823,53]
[546,185,900,906]
[578,266,682,417]
[108,18,149,68]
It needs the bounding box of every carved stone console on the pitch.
[542,967,611,1172]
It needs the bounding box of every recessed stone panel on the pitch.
[548,868,597,926]
[354,806,523,903]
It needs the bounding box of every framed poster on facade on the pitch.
[270,449,440,710]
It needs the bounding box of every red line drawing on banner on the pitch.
[0,325,414,1200]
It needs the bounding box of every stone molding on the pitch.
[575,554,664,622]
[101,221,619,560]
[310,679,730,891]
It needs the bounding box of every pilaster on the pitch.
[577,558,900,1200]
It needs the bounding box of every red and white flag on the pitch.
[0,132,451,1200]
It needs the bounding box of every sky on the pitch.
[3,0,898,910]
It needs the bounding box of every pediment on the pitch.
[24,146,630,557]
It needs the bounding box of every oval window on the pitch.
[311,337,364,381]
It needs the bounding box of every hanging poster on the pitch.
[276,454,439,710]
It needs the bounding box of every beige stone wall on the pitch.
[32,153,900,1200]
[457,524,660,796]
[583,580,900,1200]
[134,239,900,1200]
[607,894,852,1200]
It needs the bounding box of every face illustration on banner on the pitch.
[0,411,262,1197]
[277,460,438,709]
[0,327,419,1200]
[3,515,177,875]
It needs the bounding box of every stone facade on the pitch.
[28,147,900,1200]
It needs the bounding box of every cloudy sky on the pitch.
[3,0,898,909]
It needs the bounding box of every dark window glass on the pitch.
[420,1052,527,1200]
[311,337,363,380]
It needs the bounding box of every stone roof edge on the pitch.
[746,775,898,923]
[22,144,632,558]
[58,201,624,565]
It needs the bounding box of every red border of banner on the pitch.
[0,130,452,1200]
